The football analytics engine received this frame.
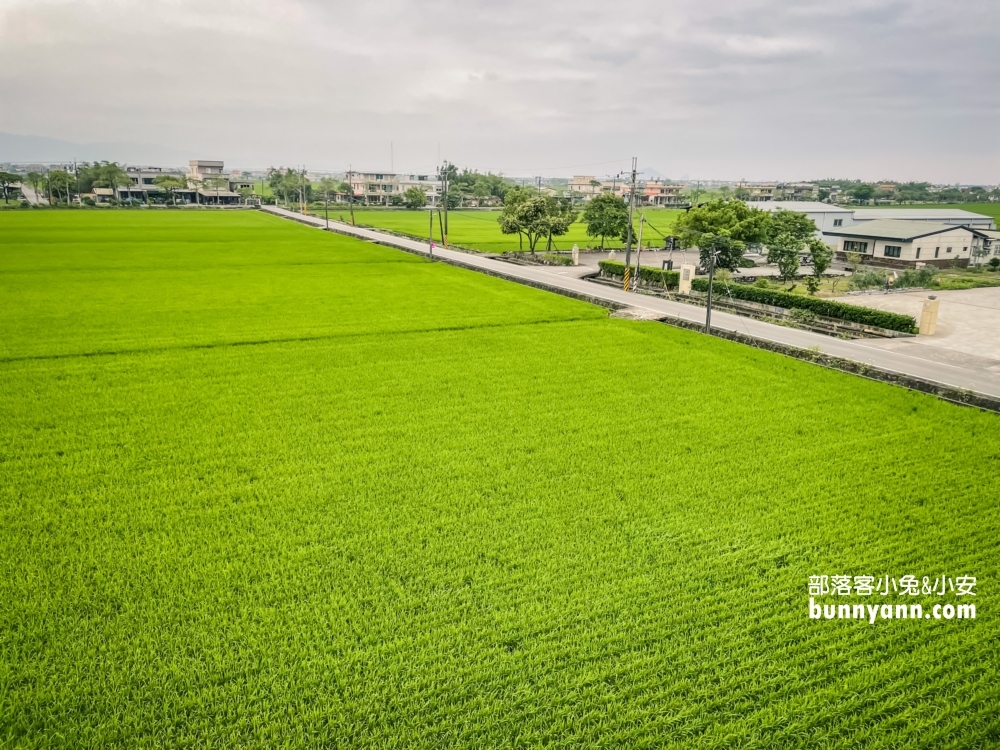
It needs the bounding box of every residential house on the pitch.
[397,174,443,205]
[348,172,398,205]
[778,183,818,201]
[738,183,777,201]
[568,175,604,200]
[643,181,686,206]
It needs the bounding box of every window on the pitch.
[946,247,952,253]
[884,245,902,258]
[833,219,843,227]
[844,240,868,253]
[963,247,968,253]
[935,247,940,258]
[916,248,921,258]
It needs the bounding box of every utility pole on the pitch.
[632,215,645,290]
[324,182,329,229]
[622,157,637,291]
[428,208,434,258]
[705,247,717,333]
[536,176,541,196]
[440,163,449,247]
[348,166,356,226]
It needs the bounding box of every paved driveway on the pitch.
[842,287,1000,374]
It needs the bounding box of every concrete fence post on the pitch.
[919,297,940,336]
[679,264,696,294]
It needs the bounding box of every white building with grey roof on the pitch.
[850,208,994,230]
[825,219,979,268]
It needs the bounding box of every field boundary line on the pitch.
[648,314,1000,414]
[0,317,599,365]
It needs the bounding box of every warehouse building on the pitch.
[749,201,855,237]
[826,220,978,268]
[851,208,994,230]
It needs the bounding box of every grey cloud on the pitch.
[0,0,997,181]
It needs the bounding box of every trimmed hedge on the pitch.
[599,260,680,289]
[691,279,917,333]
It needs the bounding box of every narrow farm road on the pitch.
[18,183,44,205]
[261,206,1000,400]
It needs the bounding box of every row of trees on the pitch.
[497,186,578,251]
[266,163,513,211]
[0,162,240,206]
[0,162,134,205]
[674,199,832,291]
[820,180,999,205]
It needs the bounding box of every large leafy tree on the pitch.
[0,171,19,204]
[497,188,575,252]
[88,162,131,200]
[152,175,187,205]
[675,199,771,270]
[581,193,628,248]
[267,168,287,205]
[47,170,75,203]
[403,186,427,209]
[203,176,229,203]
[65,161,124,200]
[849,183,874,204]
[498,186,534,249]
[806,238,833,294]
[765,209,818,282]
[448,165,510,204]
[317,177,339,204]
[539,198,578,251]
[25,171,44,198]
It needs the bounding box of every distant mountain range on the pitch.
[0,132,190,166]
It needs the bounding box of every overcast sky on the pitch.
[1,0,998,182]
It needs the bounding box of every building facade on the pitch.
[826,220,977,268]
[643,181,686,206]
[750,201,855,241]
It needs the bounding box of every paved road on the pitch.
[262,206,1000,399]
[17,183,44,205]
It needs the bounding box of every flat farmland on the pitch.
[2,210,999,748]
[315,207,683,253]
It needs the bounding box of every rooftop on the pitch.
[825,219,974,241]
[852,208,991,221]
[751,201,852,213]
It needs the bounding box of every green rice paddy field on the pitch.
[2,211,999,748]
[313,208,682,254]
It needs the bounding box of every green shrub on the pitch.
[894,267,937,289]
[849,269,887,291]
[691,278,917,333]
[598,260,679,289]
[989,257,1000,271]
[789,308,817,324]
